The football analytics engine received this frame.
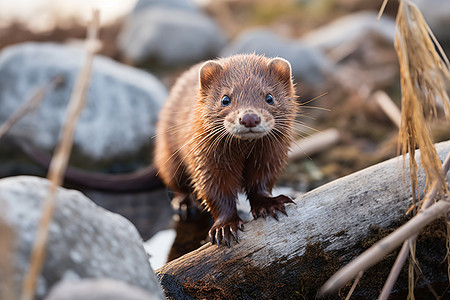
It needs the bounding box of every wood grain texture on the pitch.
[156,141,450,299]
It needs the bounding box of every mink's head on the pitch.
[197,54,297,141]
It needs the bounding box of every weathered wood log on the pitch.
[156,141,450,299]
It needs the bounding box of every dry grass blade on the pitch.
[396,0,450,209]
[20,10,100,300]
[0,75,63,140]
[395,2,450,295]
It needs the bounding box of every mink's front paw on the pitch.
[249,193,295,221]
[209,216,244,247]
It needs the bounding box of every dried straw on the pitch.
[20,10,100,300]
[391,1,450,297]
[396,0,450,208]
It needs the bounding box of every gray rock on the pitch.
[220,29,333,85]
[45,278,159,300]
[0,176,164,300]
[0,42,168,160]
[133,0,198,12]
[118,7,227,66]
[412,0,450,41]
[301,11,396,50]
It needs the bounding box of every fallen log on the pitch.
[156,141,450,299]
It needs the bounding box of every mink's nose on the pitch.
[239,113,261,128]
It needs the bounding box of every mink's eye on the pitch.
[221,95,231,106]
[265,93,274,105]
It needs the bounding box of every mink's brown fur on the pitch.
[154,54,298,246]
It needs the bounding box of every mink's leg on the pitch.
[243,140,295,221]
[207,197,244,247]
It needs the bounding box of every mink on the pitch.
[154,54,298,246]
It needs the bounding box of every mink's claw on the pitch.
[230,225,240,243]
[222,228,231,248]
[215,229,222,246]
[271,209,279,221]
[249,193,295,220]
[279,205,288,217]
[209,217,244,247]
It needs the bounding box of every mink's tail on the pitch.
[16,140,165,193]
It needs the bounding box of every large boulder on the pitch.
[0,42,168,161]
[0,176,164,300]
[220,29,334,85]
[118,1,227,66]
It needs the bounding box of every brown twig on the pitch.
[20,10,100,300]
[0,75,63,140]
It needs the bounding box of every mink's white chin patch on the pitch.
[233,130,269,140]
[223,123,272,140]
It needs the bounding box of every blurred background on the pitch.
[0,0,449,268]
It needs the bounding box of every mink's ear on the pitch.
[267,57,292,85]
[199,60,223,91]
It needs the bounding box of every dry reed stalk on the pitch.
[20,10,100,300]
[0,75,63,140]
[0,220,16,300]
[395,0,450,207]
[394,1,450,297]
